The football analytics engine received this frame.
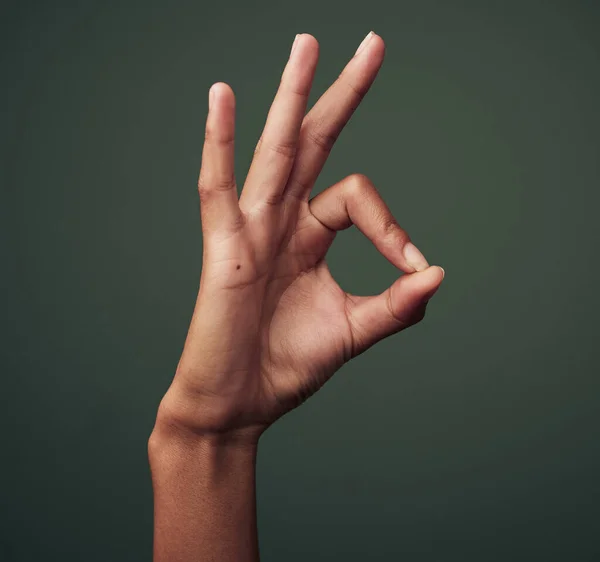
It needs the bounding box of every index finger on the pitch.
[308,173,430,274]
[284,31,385,201]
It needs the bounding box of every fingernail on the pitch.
[439,266,445,278]
[355,31,374,56]
[290,34,300,57]
[403,242,429,272]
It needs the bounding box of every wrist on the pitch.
[148,389,263,466]
[148,418,260,462]
[148,419,260,495]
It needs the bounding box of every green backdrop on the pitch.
[2,1,600,560]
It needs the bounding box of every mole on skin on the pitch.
[236,264,241,270]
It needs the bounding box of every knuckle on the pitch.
[381,215,409,246]
[380,215,400,236]
[214,176,237,191]
[302,120,338,154]
[197,174,236,198]
[349,172,372,188]
[345,79,364,102]
[387,295,427,332]
[386,290,406,328]
[204,126,234,147]
[345,173,373,197]
[337,71,366,106]
[266,139,297,159]
[198,187,212,205]
[204,123,217,141]
[197,175,210,195]
[280,77,311,99]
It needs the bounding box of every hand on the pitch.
[155,32,444,443]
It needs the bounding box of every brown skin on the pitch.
[149,32,444,562]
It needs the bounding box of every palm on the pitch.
[259,205,353,415]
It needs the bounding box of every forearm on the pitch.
[148,422,260,562]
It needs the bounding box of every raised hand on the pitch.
[155,32,444,442]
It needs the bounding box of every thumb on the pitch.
[346,265,445,357]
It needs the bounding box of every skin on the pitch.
[148,31,445,562]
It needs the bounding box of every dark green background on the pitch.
[2,0,599,560]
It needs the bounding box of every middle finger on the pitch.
[239,34,319,210]
[285,31,385,202]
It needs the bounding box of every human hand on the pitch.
[154,32,444,443]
